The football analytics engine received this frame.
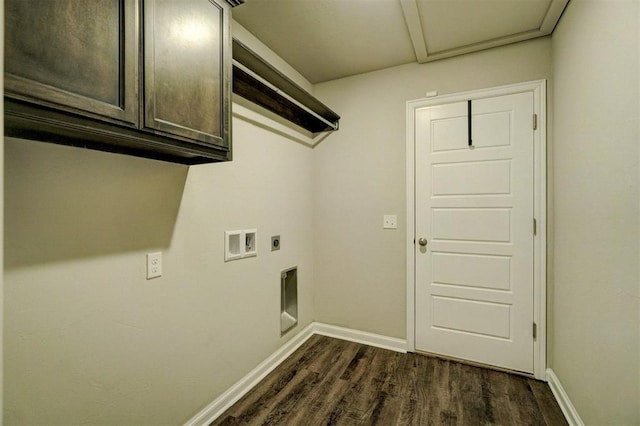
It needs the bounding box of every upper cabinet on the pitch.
[5,0,139,126]
[4,0,232,165]
[143,0,230,147]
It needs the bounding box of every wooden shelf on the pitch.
[232,39,340,133]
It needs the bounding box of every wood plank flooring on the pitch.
[211,335,567,425]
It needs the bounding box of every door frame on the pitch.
[405,80,547,380]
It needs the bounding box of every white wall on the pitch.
[551,1,640,424]
[312,38,553,338]
[3,31,316,426]
[4,119,314,425]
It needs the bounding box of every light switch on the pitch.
[383,215,397,229]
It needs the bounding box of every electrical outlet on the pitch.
[271,235,281,251]
[147,252,162,279]
[383,215,398,229]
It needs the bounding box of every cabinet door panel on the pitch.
[5,0,138,125]
[144,0,231,148]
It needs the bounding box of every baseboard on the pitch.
[184,322,315,426]
[312,323,407,353]
[546,368,585,426]
[183,322,407,425]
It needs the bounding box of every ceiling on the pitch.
[233,0,569,84]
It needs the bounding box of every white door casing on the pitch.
[406,81,547,379]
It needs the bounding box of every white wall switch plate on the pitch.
[383,215,398,229]
[146,252,162,279]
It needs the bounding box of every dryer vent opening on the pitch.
[281,267,298,335]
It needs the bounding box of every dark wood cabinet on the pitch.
[144,0,230,148]
[5,0,139,126]
[5,0,232,164]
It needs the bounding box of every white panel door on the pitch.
[415,92,534,373]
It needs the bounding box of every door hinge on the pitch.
[533,322,538,339]
[533,218,537,236]
[533,114,538,131]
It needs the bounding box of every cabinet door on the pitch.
[144,0,231,149]
[5,0,139,126]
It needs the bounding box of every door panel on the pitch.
[432,252,511,290]
[432,208,511,242]
[432,160,511,195]
[432,296,511,339]
[432,116,468,151]
[415,92,534,373]
[472,111,511,148]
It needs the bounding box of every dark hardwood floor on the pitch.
[211,335,567,425]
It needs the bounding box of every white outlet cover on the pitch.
[146,252,162,279]
[383,215,398,229]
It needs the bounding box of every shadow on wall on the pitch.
[4,138,188,269]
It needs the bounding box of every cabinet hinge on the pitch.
[533,322,538,339]
[533,218,537,236]
[533,114,538,131]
